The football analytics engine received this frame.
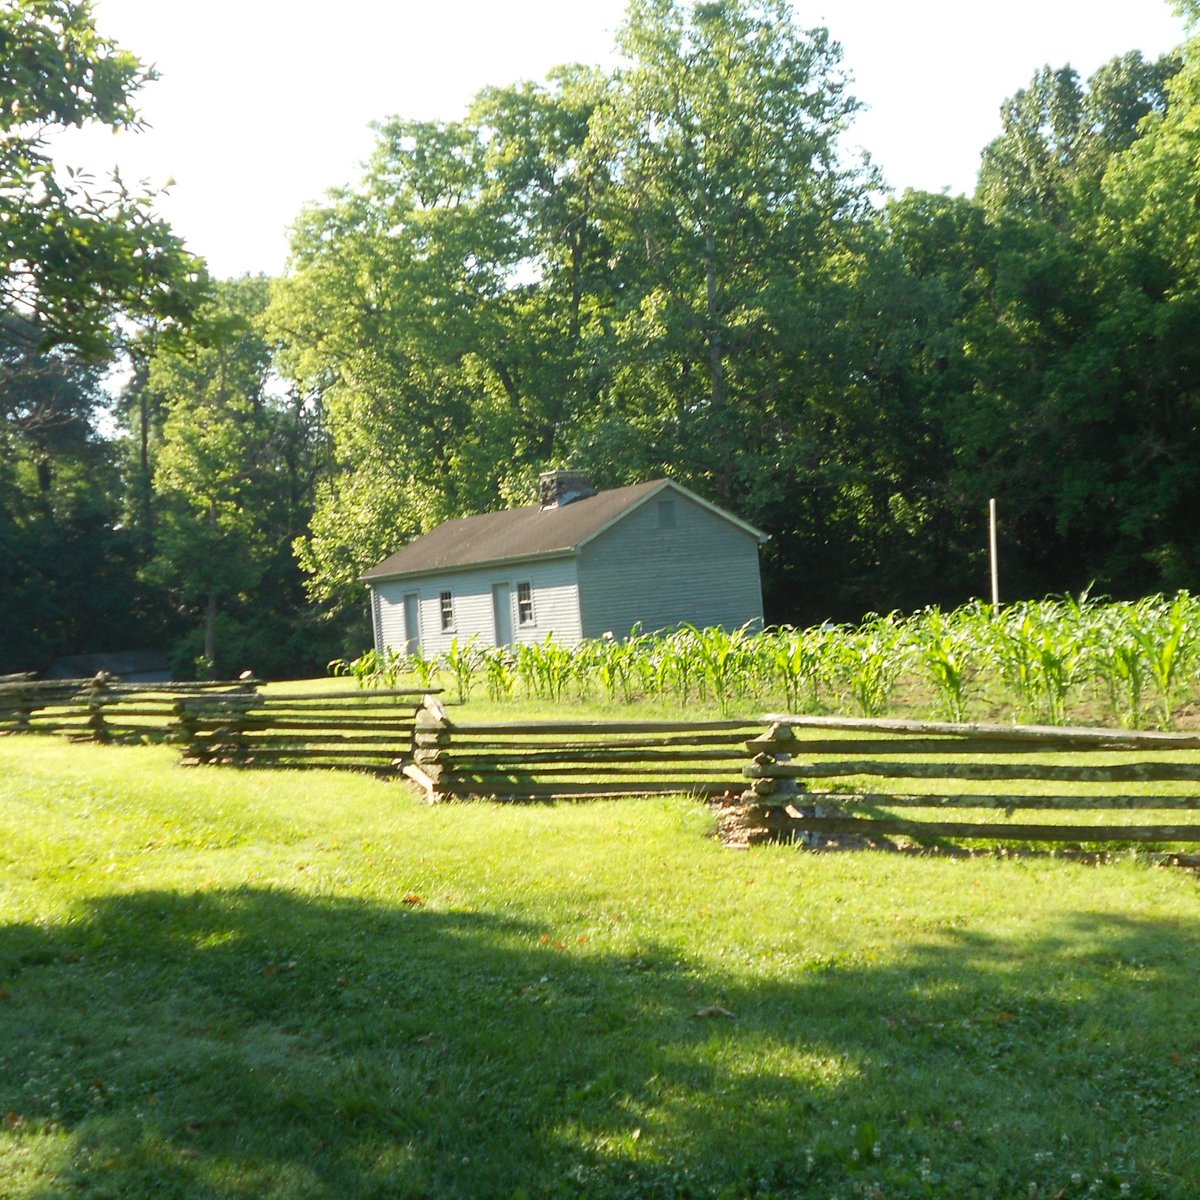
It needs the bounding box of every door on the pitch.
[492,583,512,646]
[402,593,421,655]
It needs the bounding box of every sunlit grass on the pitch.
[2,736,1199,1198]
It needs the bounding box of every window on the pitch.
[517,581,534,626]
[439,591,454,631]
[657,499,677,529]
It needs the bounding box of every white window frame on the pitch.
[516,581,535,626]
[439,590,455,632]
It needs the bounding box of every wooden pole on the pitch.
[989,497,1000,608]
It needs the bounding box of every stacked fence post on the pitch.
[0,680,36,734]
[174,678,262,765]
[408,694,453,802]
[83,672,112,742]
[174,694,201,757]
[210,679,261,765]
[737,721,809,845]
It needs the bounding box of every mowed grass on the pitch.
[1,738,1199,1199]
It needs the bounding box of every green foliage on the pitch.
[136,277,332,679]
[275,0,873,616]
[0,0,205,359]
[1132,592,1200,727]
[443,635,484,704]
[977,54,1178,223]
[10,0,1200,681]
[0,314,175,672]
[910,605,977,723]
[0,2,207,673]
[823,613,905,718]
[274,8,1200,629]
[335,593,1200,729]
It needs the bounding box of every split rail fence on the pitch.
[738,714,1200,851]
[177,687,430,772]
[0,675,249,742]
[407,696,754,801]
[0,675,431,773]
[7,678,1200,853]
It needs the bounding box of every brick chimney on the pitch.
[539,470,595,509]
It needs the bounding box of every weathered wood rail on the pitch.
[406,695,754,801]
[736,714,1200,850]
[0,675,253,742]
[176,688,432,772]
[9,683,1200,856]
[0,676,432,773]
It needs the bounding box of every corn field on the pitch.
[330,592,1200,728]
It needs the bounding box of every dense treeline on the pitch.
[4,0,1200,677]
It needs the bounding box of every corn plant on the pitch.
[684,624,751,716]
[516,635,574,702]
[834,612,908,718]
[584,633,636,703]
[1134,592,1199,728]
[325,594,1200,724]
[405,647,440,692]
[481,647,516,702]
[663,626,702,705]
[760,625,828,713]
[909,606,977,723]
[328,647,404,689]
[1086,600,1150,728]
[637,631,679,701]
[442,635,484,704]
[990,600,1090,725]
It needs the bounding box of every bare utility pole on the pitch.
[989,498,1000,608]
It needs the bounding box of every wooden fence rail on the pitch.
[9,683,1200,854]
[0,675,252,741]
[175,688,434,772]
[736,714,1200,850]
[405,695,755,801]
[0,676,433,772]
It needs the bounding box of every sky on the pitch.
[56,0,1189,279]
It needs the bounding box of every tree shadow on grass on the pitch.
[1,888,1198,1199]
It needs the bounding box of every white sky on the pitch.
[56,0,1188,279]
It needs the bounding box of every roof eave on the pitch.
[360,546,579,586]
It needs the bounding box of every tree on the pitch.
[1091,34,1200,587]
[0,0,204,361]
[0,311,158,672]
[871,41,1200,604]
[274,66,618,612]
[141,278,331,678]
[572,0,868,505]
[278,0,876,621]
[976,53,1178,225]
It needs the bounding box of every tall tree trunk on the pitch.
[705,230,726,412]
[203,591,217,679]
[568,180,589,344]
[704,229,731,501]
[136,388,155,546]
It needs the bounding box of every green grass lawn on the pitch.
[2,736,1199,1199]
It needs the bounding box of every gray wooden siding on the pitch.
[372,557,583,655]
[577,492,763,638]
[374,581,409,654]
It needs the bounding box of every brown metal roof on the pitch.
[362,480,669,581]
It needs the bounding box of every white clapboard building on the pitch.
[362,472,768,654]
